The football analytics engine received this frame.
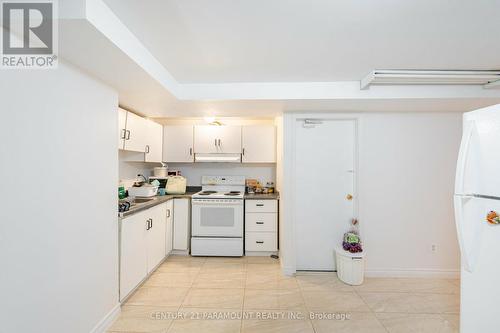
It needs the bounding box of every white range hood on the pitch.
[195,153,242,163]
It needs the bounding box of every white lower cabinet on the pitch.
[146,203,167,273]
[120,209,148,301]
[120,202,168,301]
[165,200,174,255]
[245,232,277,252]
[245,199,278,254]
[173,198,190,251]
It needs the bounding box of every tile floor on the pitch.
[108,255,460,333]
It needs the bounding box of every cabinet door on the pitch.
[147,203,167,273]
[118,108,127,150]
[194,125,219,153]
[218,126,242,153]
[120,210,148,301]
[163,125,194,162]
[165,200,174,255]
[242,125,276,163]
[173,198,190,250]
[145,120,163,163]
[124,111,148,153]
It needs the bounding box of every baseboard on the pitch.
[171,249,190,256]
[245,251,278,257]
[281,265,296,277]
[89,303,121,333]
[365,268,460,279]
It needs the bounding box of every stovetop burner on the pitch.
[224,191,241,196]
[199,191,217,195]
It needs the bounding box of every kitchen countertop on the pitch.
[119,192,196,219]
[119,191,280,218]
[244,192,280,200]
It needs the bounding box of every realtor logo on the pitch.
[1,0,58,68]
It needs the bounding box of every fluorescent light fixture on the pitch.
[195,153,241,163]
[361,70,500,90]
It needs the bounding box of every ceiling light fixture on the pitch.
[361,70,500,90]
[204,116,223,126]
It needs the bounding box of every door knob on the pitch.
[346,194,353,200]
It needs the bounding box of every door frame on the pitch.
[281,113,359,275]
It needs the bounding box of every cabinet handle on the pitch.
[218,139,221,147]
[120,129,126,139]
[189,148,193,156]
[126,130,130,140]
[145,145,150,154]
[146,219,151,230]
[166,209,171,218]
[256,204,264,207]
[242,148,245,155]
[214,139,217,147]
[256,241,264,244]
[256,222,264,225]
[150,218,153,229]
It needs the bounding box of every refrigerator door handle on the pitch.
[454,195,473,272]
[455,121,475,194]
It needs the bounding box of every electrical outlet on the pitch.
[431,244,437,252]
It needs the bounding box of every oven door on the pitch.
[192,199,243,237]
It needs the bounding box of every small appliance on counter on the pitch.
[167,170,181,176]
[153,164,168,178]
[165,176,187,194]
[127,184,158,197]
[149,176,168,189]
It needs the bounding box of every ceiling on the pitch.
[57,0,500,117]
[103,0,500,84]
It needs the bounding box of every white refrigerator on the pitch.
[454,104,500,332]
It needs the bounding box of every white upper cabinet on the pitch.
[218,126,242,153]
[242,125,276,163]
[119,108,163,162]
[163,125,194,162]
[145,120,163,163]
[123,111,148,153]
[194,125,220,154]
[118,107,127,150]
[194,125,242,154]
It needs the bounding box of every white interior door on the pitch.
[295,119,355,271]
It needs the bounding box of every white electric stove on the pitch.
[191,176,245,256]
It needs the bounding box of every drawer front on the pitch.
[245,213,277,232]
[245,232,277,251]
[245,199,278,213]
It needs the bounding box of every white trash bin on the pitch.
[335,247,365,285]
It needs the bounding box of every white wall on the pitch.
[119,150,155,180]
[281,112,462,277]
[359,112,461,276]
[0,62,120,332]
[169,163,276,186]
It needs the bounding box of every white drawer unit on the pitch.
[244,199,278,255]
[245,232,277,252]
[245,213,277,232]
[245,200,278,213]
